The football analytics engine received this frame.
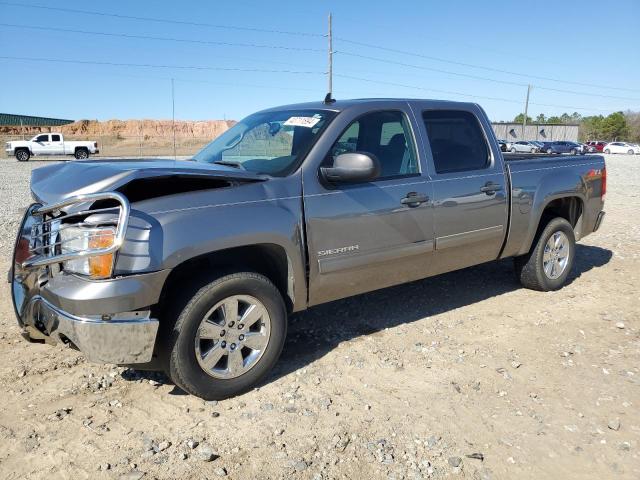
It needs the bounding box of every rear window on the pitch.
[422,110,490,174]
[51,134,61,141]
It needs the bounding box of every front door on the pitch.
[31,134,50,155]
[418,106,508,275]
[303,106,435,306]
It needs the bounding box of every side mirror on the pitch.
[321,152,380,183]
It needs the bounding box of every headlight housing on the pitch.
[58,225,116,279]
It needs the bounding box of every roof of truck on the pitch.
[259,98,476,113]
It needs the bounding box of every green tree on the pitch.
[535,113,547,123]
[600,112,629,140]
[514,113,533,123]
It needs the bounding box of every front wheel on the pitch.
[514,217,575,291]
[166,272,287,400]
[15,149,30,162]
[546,148,554,154]
[604,149,611,154]
[628,149,634,155]
[510,147,516,153]
[570,148,577,155]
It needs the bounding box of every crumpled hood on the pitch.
[30,158,266,205]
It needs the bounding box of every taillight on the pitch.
[94,142,98,148]
[601,166,606,201]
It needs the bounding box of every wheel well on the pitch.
[541,197,583,229]
[75,146,89,152]
[157,244,292,314]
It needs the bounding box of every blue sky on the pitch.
[1,0,638,122]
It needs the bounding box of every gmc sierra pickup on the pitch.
[10,99,606,400]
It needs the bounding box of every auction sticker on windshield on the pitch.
[284,116,321,128]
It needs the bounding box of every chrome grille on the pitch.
[21,192,130,269]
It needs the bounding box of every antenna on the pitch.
[324,12,335,104]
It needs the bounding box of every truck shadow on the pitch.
[268,243,612,383]
[122,244,612,395]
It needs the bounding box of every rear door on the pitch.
[302,103,435,306]
[49,134,64,155]
[417,105,508,275]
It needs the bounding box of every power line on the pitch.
[334,74,615,113]
[0,1,324,37]
[334,37,640,94]
[0,55,325,74]
[0,23,324,52]
[337,51,640,102]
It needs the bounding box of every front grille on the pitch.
[21,192,130,269]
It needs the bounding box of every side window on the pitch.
[51,134,61,141]
[422,110,490,174]
[36,134,49,142]
[328,110,418,179]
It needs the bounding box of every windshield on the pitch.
[193,109,336,176]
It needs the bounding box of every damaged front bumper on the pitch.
[19,295,159,364]
[11,200,169,364]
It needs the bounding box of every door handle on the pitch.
[401,192,429,207]
[480,182,502,194]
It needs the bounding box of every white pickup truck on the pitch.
[5,133,99,161]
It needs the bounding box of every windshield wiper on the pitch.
[213,160,246,170]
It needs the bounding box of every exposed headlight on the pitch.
[58,225,116,279]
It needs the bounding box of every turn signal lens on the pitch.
[88,229,115,279]
[59,226,116,279]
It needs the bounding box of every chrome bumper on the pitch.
[20,295,158,364]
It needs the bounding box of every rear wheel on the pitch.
[628,149,634,155]
[514,217,575,291]
[74,148,89,159]
[15,149,30,162]
[510,147,516,153]
[166,272,287,400]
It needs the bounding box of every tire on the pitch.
[531,148,536,153]
[166,272,287,400]
[74,148,89,159]
[546,148,553,154]
[15,149,30,162]
[514,217,575,291]
[628,149,634,155]
[510,147,516,153]
[604,149,610,154]
[570,148,577,155]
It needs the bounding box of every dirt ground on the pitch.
[0,154,638,480]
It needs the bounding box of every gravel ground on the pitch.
[0,155,638,479]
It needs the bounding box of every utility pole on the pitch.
[522,84,531,139]
[171,78,176,159]
[326,13,333,102]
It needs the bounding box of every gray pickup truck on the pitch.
[11,99,606,399]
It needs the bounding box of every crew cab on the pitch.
[10,99,606,400]
[5,133,99,161]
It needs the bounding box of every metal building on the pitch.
[0,113,74,128]
[491,122,579,142]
